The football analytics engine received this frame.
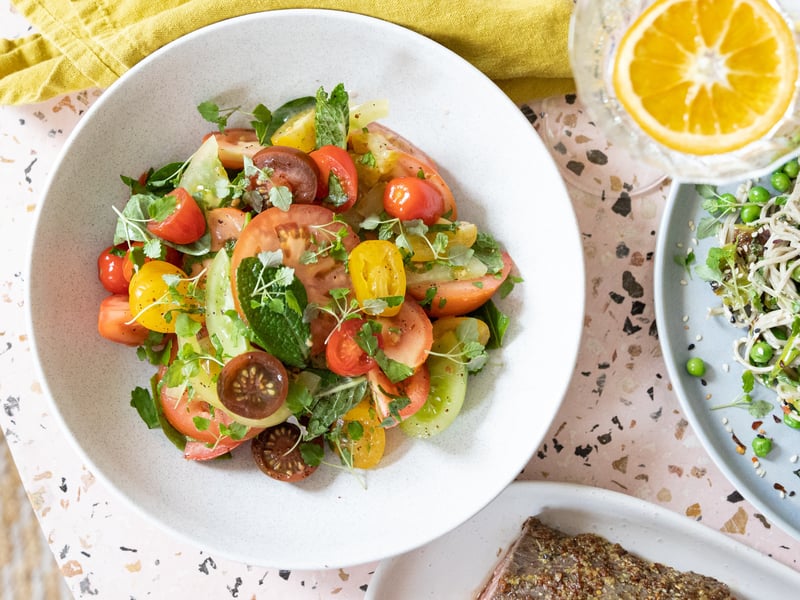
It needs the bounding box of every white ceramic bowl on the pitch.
[26,9,584,569]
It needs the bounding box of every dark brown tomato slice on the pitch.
[217,351,288,420]
[230,204,360,353]
[251,145,320,204]
[251,422,323,482]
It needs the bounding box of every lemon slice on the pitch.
[613,0,799,155]
[270,107,316,152]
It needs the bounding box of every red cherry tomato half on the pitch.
[309,145,359,212]
[146,187,207,245]
[97,294,150,346]
[97,245,129,294]
[204,128,266,170]
[326,318,382,376]
[383,176,445,225]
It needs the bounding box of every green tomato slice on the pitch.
[399,331,468,438]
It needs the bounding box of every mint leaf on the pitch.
[315,83,349,149]
[236,256,311,367]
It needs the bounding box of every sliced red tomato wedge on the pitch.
[97,294,150,346]
[326,318,381,376]
[159,367,261,461]
[309,145,359,212]
[374,298,433,369]
[367,364,431,427]
[206,207,248,251]
[204,128,265,170]
[146,187,207,245]
[407,251,513,318]
[230,204,360,353]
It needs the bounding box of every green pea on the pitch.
[686,357,706,377]
[776,195,788,206]
[792,266,800,282]
[771,171,792,193]
[783,158,800,179]
[752,435,773,458]
[718,192,738,207]
[749,341,774,364]
[784,412,800,429]
[748,185,770,204]
[740,203,761,223]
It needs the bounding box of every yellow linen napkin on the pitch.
[1,0,574,106]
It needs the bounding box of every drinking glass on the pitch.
[569,0,800,184]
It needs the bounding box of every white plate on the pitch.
[367,481,800,599]
[655,181,800,541]
[25,10,583,569]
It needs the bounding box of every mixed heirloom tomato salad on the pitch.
[95,84,518,482]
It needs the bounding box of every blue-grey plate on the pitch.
[655,180,800,540]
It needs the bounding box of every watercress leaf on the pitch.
[114,194,156,244]
[472,232,504,274]
[696,216,721,239]
[300,441,324,467]
[325,172,348,207]
[269,185,293,211]
[360,214,382,231]
[695,183,718,199]
[742,370,755,394]
[130,386,160,429]
[748,399,773,418]
[197,101,227,130]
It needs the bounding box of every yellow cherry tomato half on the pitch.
[128,260,200,333]
[348,240,406,317]
[339,398,386,469]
